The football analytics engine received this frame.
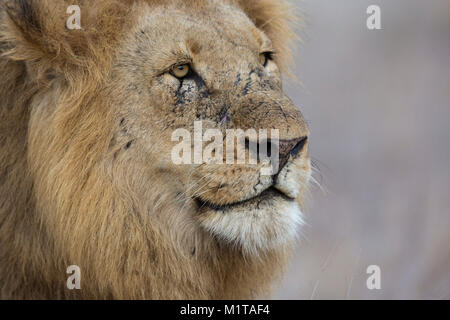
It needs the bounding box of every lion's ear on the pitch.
[238,0,299,72]
[1,0,47,61]
[1,0,130,80]
[0,0,83,81]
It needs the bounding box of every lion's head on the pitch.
[0,0,310,299]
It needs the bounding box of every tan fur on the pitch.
[0,0,310,299]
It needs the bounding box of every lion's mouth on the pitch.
[195,186,294,212]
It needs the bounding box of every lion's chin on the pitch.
[197,188,303,255]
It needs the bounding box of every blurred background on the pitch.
[276,0,450,299]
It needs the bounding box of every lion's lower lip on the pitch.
[195,187,294,211]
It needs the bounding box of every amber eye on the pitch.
[259,52,274,67]
[171,64,190,79]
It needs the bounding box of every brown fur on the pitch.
[0,0,308,299]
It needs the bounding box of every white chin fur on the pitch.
[199,200,303,256]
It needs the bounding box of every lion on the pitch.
[0,0,310,299]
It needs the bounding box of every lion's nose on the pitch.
[277,137,308,173]
[245,136,308,174]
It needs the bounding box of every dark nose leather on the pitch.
[244,136,307,174]
[278,137,308,172]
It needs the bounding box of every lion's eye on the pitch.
[259,52,274,67]
[171,64,190,79]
